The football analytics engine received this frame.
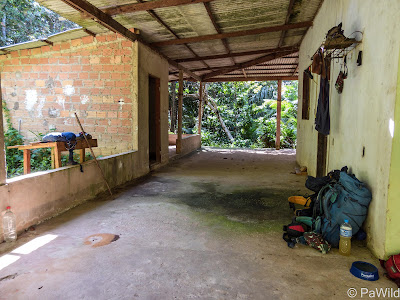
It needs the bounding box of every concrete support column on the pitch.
[275,80,282,150]
[176,70,183,154]
[0,76,6,185]
[198,82,203,135]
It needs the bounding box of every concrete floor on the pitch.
[0,148,396,299]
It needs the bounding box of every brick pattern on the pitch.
[0,32,134,156]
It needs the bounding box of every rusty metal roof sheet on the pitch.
[6,0,322,81]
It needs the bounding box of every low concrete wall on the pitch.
[178,134,201,156]
[169,134,178,145]
[0,150,148,240]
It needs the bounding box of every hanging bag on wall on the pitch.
[335,58,348,94]
[312,48,324,75]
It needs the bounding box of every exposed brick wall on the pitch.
[0,32,134,156]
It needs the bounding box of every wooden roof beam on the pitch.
[135,0,212,70]
[278,0,295,48]
[61,0,141,41]
[175,46,298,62]
[292,64,299,75]
[169,64,297,75]
[201,50,297,80]
[152,21,312,47]
[105,0,214,16]
[202,76,298,82]
[61,0,201,81]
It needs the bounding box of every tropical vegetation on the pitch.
[169,81,298,149]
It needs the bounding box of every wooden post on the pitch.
[23,150,31,174]
[51,147,55,169]
[0,75,6,184]
[198,82,203,135]
[176,70,183,154]
[54,148,62,169]
[80,149,85,163]
[275,80,282,150]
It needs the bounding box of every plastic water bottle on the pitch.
[2,206,17,242]
[339,219,352,256]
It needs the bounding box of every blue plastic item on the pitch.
[350,261,379,281]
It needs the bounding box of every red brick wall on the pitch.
[0,32,134,156]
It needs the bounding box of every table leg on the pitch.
[80,149,85,163]
[54,148,62,168]
[23,149,31,174]
[51,147,55,169]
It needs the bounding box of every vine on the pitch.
[2,100,91,178]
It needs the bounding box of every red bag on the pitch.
[384,254,400,279]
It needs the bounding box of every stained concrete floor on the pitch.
[0,148,397,300]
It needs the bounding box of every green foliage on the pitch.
[0,0,78,47]
[3,100,24,177]
[3,101,93,178]
[169,81,298,149]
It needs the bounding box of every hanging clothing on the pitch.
[315,77,330,135]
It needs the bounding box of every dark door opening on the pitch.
[149,76,161,166]
[316,132,327,177]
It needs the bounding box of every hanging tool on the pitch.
[74,112,112,196]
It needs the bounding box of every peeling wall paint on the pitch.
[80,95,89,104]
[63,85,75,96]
[56,95,65,110]
[0,31,135,156]
[25,90,38,111]
[37,97,45,118]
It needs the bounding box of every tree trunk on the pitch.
[170,81,177,133]
[206,97,234,143]
[2,15,6,42]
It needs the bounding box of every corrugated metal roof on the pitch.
[4,0,322,81]
[0,28,87,52]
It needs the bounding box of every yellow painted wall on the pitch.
[133,42,170,173]
[297,0,400,258]
[385,50,400,257]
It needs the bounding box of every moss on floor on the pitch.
[166,181,297,233]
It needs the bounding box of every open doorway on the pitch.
[149,76,161,166]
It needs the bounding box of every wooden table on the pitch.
[8,139,97,174]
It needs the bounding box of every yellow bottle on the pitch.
[339,219,352,256]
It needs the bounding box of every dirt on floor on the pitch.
[0,147,396,300]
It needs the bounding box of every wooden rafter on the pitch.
[105,0,214,15]
[152,21,312,47]
[292,64,299,76]
[175,46,298,62]
[40,39,54,46]
[83,28,96,37]
[201,50,297,80]
[278,0,295,48]
[61,0,201,81]
[203,2,235,65]
[226,71,298,76]
[61,0,141,41]
[201,76,298,82]
[134,0,212,70]
[169,64,297,75]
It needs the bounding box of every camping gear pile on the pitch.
[283,166,372,253]
[380,254,400,287]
